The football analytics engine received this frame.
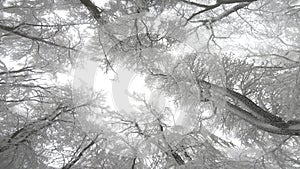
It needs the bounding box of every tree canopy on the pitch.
[1,0,300,168]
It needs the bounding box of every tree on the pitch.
[1,0,300,168]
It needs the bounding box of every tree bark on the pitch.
[198,80,300,136]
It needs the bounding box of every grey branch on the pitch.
[0,24,76,50]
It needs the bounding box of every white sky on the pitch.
[92,0,110,8]
[59,0,247,158]
[2,0,285,167]
[72,60,182,123]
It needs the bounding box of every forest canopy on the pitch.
[1,0,300,168]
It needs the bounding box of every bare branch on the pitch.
[0,104,66,153]
[185,0,256,24]
[180,0,209,8]
[79,0,105,25]
[62,135,98,169]
[0,24,76,50]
